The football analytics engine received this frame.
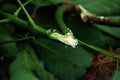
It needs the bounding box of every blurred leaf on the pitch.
[1,3,18,13]
[31,0,64,7]
[110,60,119,80]
[0,25,17,58]
[79,0,120,15]
[33,38,92,80]
[35,6,57,28]
[110,70,120,80]
[104,36,120,47]
[10,44,55,80]
[0,58,10,80]
[94,24,120,39]
[31,0,120,15]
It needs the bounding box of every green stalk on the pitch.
[0,10,47,36]
[14,0,32,16]
[0,19,9,23]
[0,0,78,48]
[55,4,78,47]
[55,4,71,34]
[0,9,78,47]
[78,40,120,59]
[17,0,78,47]
[17,0,35,27]
[0,10,28,27]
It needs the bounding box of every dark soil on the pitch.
[82,51,117,80]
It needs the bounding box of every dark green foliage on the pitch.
[33,38,92,80]
[10,44,55,80]
[0,25,17,58]
[0,0,120,80]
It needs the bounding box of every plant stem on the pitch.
[78,40,120,59]
[0,0,78,48]
[0,19,9,23]
[0,10,48,36]
[76,5,120,27]
[55,4,78,47]
[14,0,31,16]
[0,10,78,47]
[55,4,71,34]
[17,0,35,27]
[0,10,28,27]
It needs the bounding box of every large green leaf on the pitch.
[31,0,120,15]
[71,0,120,15]
[31,0,64,7]
[104,36,120,47]
[10,44,55,80]
[10,50,38,80]
[94,24,120,39]
[33,38,92,80]
[0,3,17,13]
[0,25,17,58]
[81,0,120,15]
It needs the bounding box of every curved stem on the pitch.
[55,4,78,47]
[55,4,71,34]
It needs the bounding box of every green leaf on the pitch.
[10,44,55,80]
[110,70,120,80]
[33,38,92,80]
[11,69,39,80]
[31,0,64,7]
[80,0,120,15]
[104,36,120,47]
[31,0,120,15]
[110,60,119,80]
[0,25,17,58]
[10,50,38,80]
[35,6,57,28]
[94,24,120,38]
[1,3,18,13]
